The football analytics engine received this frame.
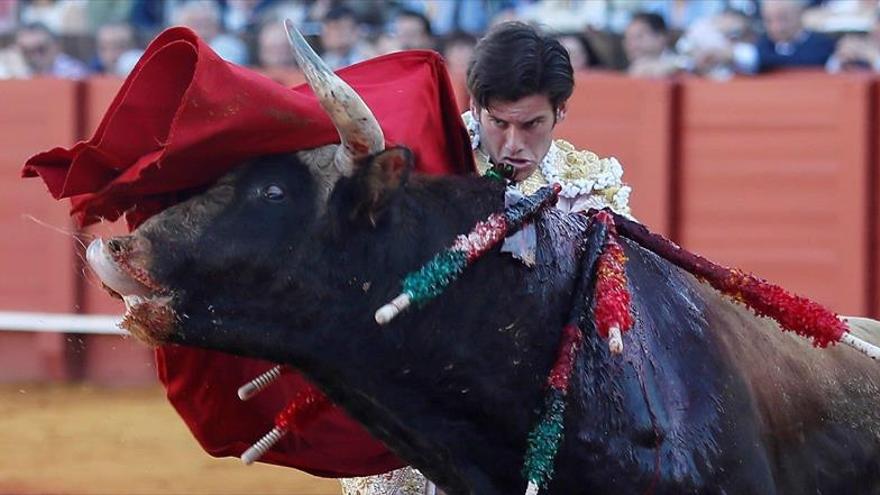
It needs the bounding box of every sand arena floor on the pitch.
[0,384,340,494]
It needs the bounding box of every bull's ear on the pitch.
[352,146,413,226]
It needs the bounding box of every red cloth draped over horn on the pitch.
[22,27,475,477]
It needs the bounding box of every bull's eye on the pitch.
[262,185,285,202]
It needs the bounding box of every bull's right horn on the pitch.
[284,19,384,176]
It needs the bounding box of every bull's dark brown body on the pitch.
[111,150,880,494]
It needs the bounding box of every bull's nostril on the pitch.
[107,239,122,253]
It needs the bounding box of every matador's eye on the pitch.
[263,184,285,202]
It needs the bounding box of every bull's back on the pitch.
[695,274,880,493]
[555,242,776,494]
[553,240,880,494]
[449,209,880,494]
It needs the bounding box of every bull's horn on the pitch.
[284,19,384,175]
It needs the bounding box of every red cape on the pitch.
[22,27,475,477]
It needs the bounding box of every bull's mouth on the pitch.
[86,238,177,346]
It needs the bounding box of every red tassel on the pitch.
[451,213,509,262]
[719,270,846,348]
[591,212,634,342]
[547,324,584,391]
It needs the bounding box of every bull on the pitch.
[86,23,880,495]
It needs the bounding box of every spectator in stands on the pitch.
[0,0,19,35]
[489,8,521,29]
[556,32,602,70]
[14,22,89,79]
[440,30,477,74]
[19,0,82,35]
[370,30,402,56]
[224,0,268,34]
[393,9,435,51]
[803,0,876,34]
[676,8,755,79]
[640,0,725,31]
[624,12,681,78]
[430,0,493,36]
[85,0,134,32]
[256,19,296,70]
[90,22,141,76]
[827,15,880,72]
[319,4,368,70]
[715,7,755,44]
[173,0,249,65]
[0,45,30,79]
[130,0,166,35]
[734,0,835,72]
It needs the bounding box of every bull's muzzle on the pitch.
[87,236,177,346]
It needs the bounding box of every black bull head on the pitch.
[86,23,880,495]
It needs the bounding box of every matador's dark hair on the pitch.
[467,22,574,112]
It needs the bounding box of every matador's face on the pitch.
[471,94,565,182]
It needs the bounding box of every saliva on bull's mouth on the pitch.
[86,236,177,346]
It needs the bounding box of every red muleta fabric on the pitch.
[22,27,475,477]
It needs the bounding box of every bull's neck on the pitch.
[278,206,590,493]
[293,255,560,493]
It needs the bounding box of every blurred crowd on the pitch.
[0,0,879,81]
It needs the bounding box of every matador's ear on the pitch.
[350,146,413,227]
[556,102,568,123]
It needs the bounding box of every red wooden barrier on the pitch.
[0,79,80,381]
[448,69,470,112]
[679,73,872,315]
[556,72,674,235]
[873,80,880,318]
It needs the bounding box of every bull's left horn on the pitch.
[284,19,384,175]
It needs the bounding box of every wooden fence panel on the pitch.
[0,79,80,381]
[679,73,872,315]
